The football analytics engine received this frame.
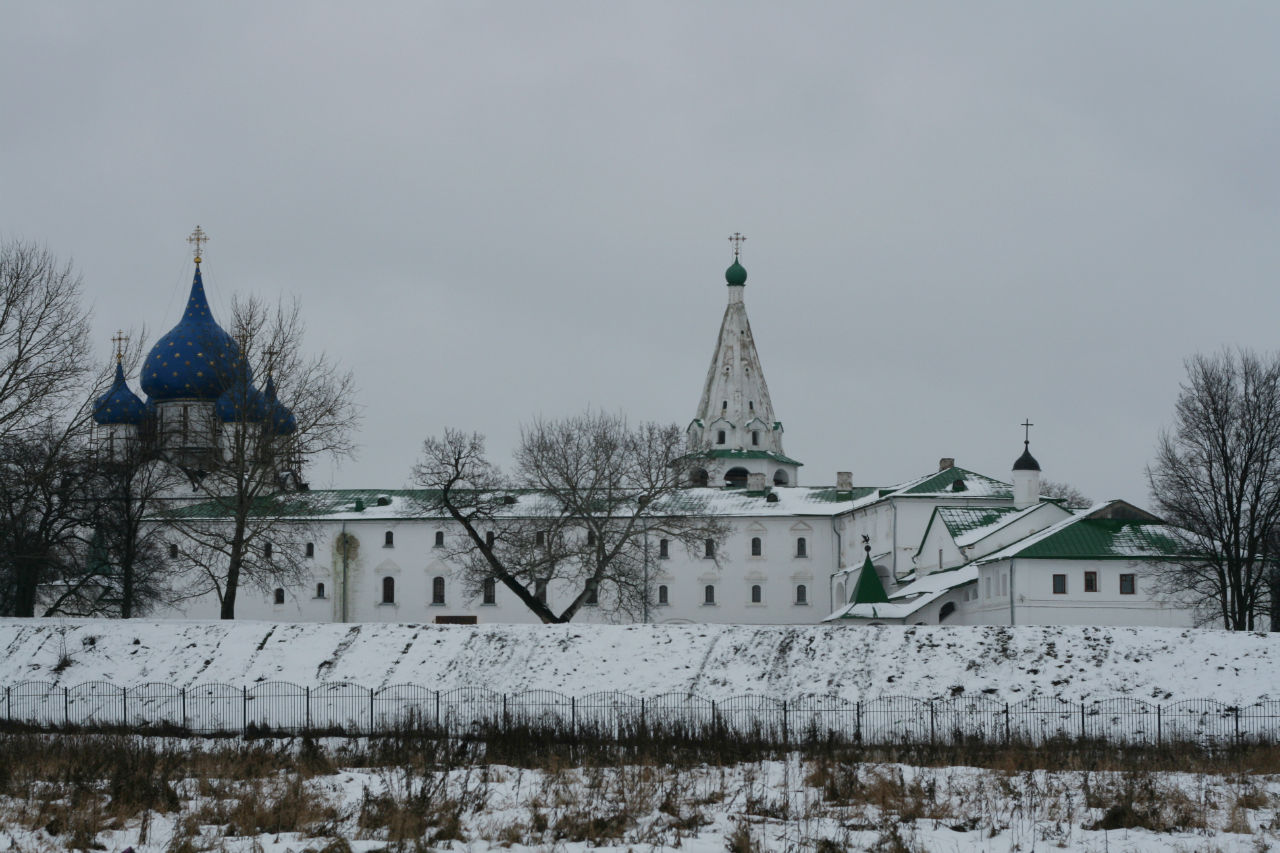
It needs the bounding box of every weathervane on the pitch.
[728,232,746,260]
[1022,418,1034,446]
[187,225,209,264]
[111,330,128,364]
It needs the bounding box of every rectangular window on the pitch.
[795,537,807,558]
[704,539,715,558]
[1084,571,1098,592]
[659,539,669,559]
[1052,574,1067,595]
[657,584,669,605]
[482,578,496,605]
[305,542,315,558]
[585,581,599,606]
[535,531,545,547]
[1119,573,1136,595]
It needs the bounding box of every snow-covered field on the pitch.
[0,744,1276,852]
[1,619,1277,703]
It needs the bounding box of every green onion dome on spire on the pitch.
[141,264,240,401]
[725,259,747,286]
[92,361,147,425]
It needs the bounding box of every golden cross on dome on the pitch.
[187,225,210,264]
[728,232,746,260]
[111,330,128,363]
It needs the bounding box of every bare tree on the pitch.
[411,413,729,623]
[0,240,92,438]
[167,295,359,618]
[1147,350,1280,630]
[1040,479,1092,510]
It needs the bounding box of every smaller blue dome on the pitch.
[216,371,270,423]
[93,362,147,426]
[263,376,297,435]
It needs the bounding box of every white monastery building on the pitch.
[91,233,1197,628]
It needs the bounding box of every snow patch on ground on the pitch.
[1,619,1276,703]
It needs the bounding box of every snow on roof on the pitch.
[943,503,1051,547]
[828,565,978,622]
[878,466,1014,501]
[975,501,1189,563]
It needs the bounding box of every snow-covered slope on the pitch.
[0,619,1274,704]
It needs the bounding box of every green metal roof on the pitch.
[700,448,804,466]
[1010,518,1188,560]
[896,466,1012,498]
[938,506,1022,538]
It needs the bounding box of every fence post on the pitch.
[4,685,8,723]
[305,686,311,731]
[121,686,128,726]
[1156,705,1162,746]
[928,700,935,746]
[781,699,788,746]
[64,686,69,727]
[242,686,248,735]
[640,697,646,733]
[1004,703,1011,745]
[181,687,187,730]
[1080,703,1086,741]
[369,688,375,734]
[434,691,440,730]
[711,699,718,736]
[855,700,862,743]
[571,697,576,738]
[1234,706,1241,746]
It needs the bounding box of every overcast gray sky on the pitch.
[4,2,1279,503]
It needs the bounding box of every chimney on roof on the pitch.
[836,471,852,491]
[939,458,954,471]
[747,472,767,494]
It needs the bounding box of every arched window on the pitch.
[305,542,315,558]
[939,601,956,621]
[704,539,715,558]
[691,468,709,487]
[750,537,762,557]
[273,588,285,605]
[658,585,669,605]
[751,584,762,604]
[382,577,395,604]
[482,578,496,605]
[431,576,445,605]
[752,431,760,446]
[796,584,808,605]
[796,537,807,558]
[659,538,670,559]
[263,542,273,559]
[434,531,444,548]
[773,470,790,486]
[725,467,749,488]
[703,584,716,605]
[384,530,394,547]
[585,581,599,606]
[315,582,325,599]
[716,430,726,445]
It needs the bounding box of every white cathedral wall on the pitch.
[963,559,1195,628]
[160,510,840,626]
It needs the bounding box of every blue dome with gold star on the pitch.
[141,264,239,401]
[216,371,270,423]
[92,361,147,425]
[263,375,297,435]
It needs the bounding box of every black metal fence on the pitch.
[3,680,1277,746]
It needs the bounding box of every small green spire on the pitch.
[850,546,889,605]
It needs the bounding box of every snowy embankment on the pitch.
[0,619,1275,703]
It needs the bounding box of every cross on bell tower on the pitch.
[728,232,746,260]
[111,330,128,364]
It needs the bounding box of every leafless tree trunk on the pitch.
[1146,350,1280,630]
[411,413,728,623]
[166,295,359,618]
